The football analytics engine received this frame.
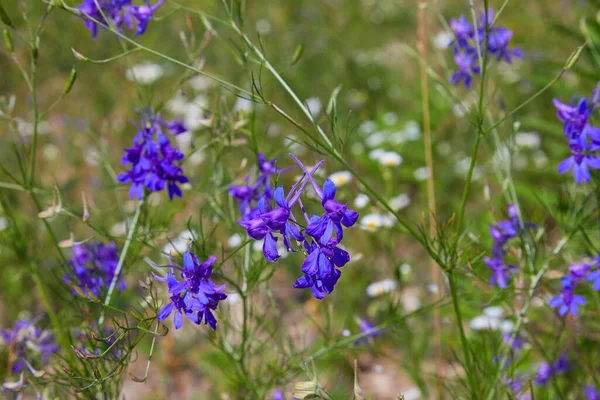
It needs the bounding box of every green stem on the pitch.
[99,197,144,325]
[448,272,477,397]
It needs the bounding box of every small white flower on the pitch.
[365,131,386,147]
[373,364,385,373]
[227,233,243,248]
[328,171,352,187]
[360,213,384,232]
[400,263,412,275]
[389,194,410,211]
[43,144,59,161]
[469,315,500,331]
[413,166,430,181]
[354,193,370,209]
[515,132,541,149]
[366,279,397,297]
[433,31,453,49]
[188,76,214,91]
[256,19,271,35]
[234,97,253,113]
[483,306,504,319]
[162,230,196,256]
[188,151,205,166]
[84,148,100,167]
[0,217,8,231]
[125,63,164,85]
[533,150,548,168]
[428,284,439,294]
[359,120,377,135]
[226,292,242,305]
[109,221,127,237]
[175,131,193,152]
[403,121,421,140]
[383,112,398,126]
[369,148,386,160]
[500,320,515,333]
[381,213,396,227]
[306,97,322,117]
[252,240,263,252]
[379,151,402,167]
[403,386,422,400]
[402,294,421,312]
[341,329,351,337]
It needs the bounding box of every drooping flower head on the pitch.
[77,0,164,38]
[117,109,189,200]
[0,319,59,375]
[155,249,227,330]
[64,241,124,297]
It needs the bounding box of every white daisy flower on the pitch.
[328,171,352,187]
[125,63,164,85]
[360,213,384,232]
[413,167,430,181]
[365,131,386,147]
[306,97,322,117]
[515,132,541,149]
[227,233,243,248]
[354,193,370,209]
[379,151,402,167]
[366,279,397,297]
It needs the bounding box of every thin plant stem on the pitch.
[99,197,145,325]
[417,1,443,397]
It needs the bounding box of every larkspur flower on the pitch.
[0,319,59,375]
[584,386,600,400]
[554,87,600,183]
[354,319,382,345]
[533,361,553,386]
[117,110,189,200]
[549,277,586,317]
[64,242,124,297]
[484,255,517,289]
[77,0,164,38]
[448,9,521,88]
[155,251,227,330]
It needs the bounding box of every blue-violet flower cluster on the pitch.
[118,110,188,200]
[483,204,534,289]
[0,319,59,375]
[548,255,600,317]
[448,9,522,88]
[77,0,164,37]
[64,241,124,297]
[155,250,227,330]
[235,154,359,299]
[553,87,600,183]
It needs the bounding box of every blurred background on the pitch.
[0,0,598,398]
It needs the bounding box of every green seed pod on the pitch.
[3,28,12,54]
[564,44,586,70]
[63,68,77,95]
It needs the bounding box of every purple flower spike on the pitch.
[117,110,188,200]
[64,241,124,297]
[354,319,382,345]
[447,8,520,88]
[156,251,226,330]
[77,0,164,38]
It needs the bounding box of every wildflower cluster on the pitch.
[483,204,534,289]
[77,0,164,37]
[553,87,600,183]
[448,9,522,88]
[229,153,278,221]
[548,256,600,317]
[533,354,570,386]
[235,154,359,299]
[64,241,124,297]
[117,110,189,200]
[0,320,59,377]
[156,250,227,330]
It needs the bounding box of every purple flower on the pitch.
[293,240,349,299]
[587,269,600,290]
[305,179,359,246]
[533,362,552,386]
[155,251,227,330]
[273,390,284,400]
[549,277,586,317]
[77,0,164,38]
[502,332,524,353]
[64,241,124,297]
[484,256,517,289]
[354,319,382,345]
[229,152,277,221]
[0,319,59,374]
[117,110,189,200]
[584,386,600,400]
[553,92,600,144]
[557,141,600,183]
[448,8,521,88]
